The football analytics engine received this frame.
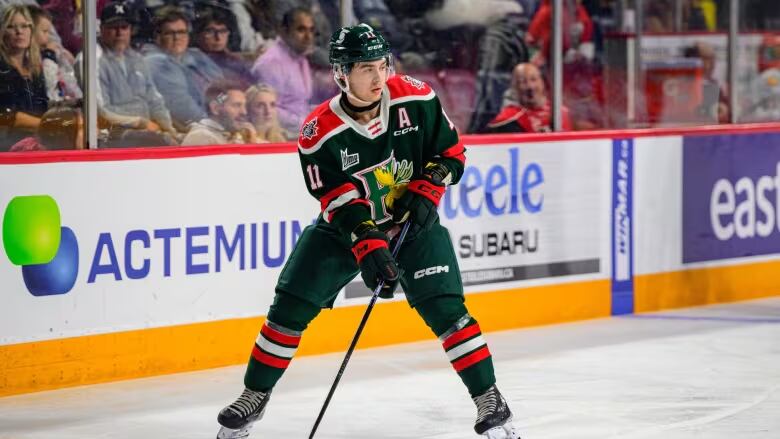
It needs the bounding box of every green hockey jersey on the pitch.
[297,74,466,235]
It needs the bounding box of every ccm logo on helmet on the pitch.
[414,265,450,279]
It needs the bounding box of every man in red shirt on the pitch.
[526,0,593,67]
[485,63,572,133]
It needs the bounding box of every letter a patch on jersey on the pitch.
[341,148,360,170]
[398,107,411,128]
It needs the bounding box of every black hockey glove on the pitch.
[351,221,402,299]
[392,162,449,237]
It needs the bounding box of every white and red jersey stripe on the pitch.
[440,318,491,373]
[319,182,368,222]
[251,321,302,369]
[367,119,383,136]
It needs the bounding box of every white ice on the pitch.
[1,297,779,439]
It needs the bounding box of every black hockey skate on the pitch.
[216,388,271,439]
[472,385,521,438]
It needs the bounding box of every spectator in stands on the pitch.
[28,5,82,103]
[96,1,176,143]
[484,62,571,133]
[685,41,729,123]
[181,80,258,145]
[0,0,74,53]
[0,5,48,150]
[39,0,82,55]
[27,3,76,66]
[9,105,83,151]
[246,83,292,142]
[526,0,593,66]
[467,13,530,133]
[193,8,252,87]
[260,0,333,67]
[145,6,223,131]
[251,7,314,133]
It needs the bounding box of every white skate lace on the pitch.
[473,387,499,423]
[227,389,267,418]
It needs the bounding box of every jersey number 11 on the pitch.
[307,164,324,190]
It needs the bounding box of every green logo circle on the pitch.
[3,195,62,266]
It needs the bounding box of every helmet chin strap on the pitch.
[340,91,381,113]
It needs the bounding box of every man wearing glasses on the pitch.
[144,6,223,132]
[193,8,253,88]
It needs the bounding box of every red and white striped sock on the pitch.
[440,315,492,373]
[437,313,496,396]
[251,320,301,370]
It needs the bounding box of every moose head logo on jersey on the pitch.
[371,158,413,211]
[352,156,414,223]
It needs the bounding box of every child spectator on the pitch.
[28,5,82,103]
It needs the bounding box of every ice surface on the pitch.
[1,298,778,438]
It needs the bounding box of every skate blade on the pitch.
[217,424,254,439]
[482,423,522,439]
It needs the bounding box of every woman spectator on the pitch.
[0,5,48,150]
[246,83,292,143]
[9,105,83,151]
[28,5,82,103]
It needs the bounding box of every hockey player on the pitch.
[216,23,521,439]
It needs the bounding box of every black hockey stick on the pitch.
[308,221,411,439]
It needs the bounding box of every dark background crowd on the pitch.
[1,0,779,151]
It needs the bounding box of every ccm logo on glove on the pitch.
[408,179,444,205]
[352,238,388,263]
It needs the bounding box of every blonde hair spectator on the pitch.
[246,84,292,143]
[0,4,49,149]
[0,5,42,77]
[28,5,82,103]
